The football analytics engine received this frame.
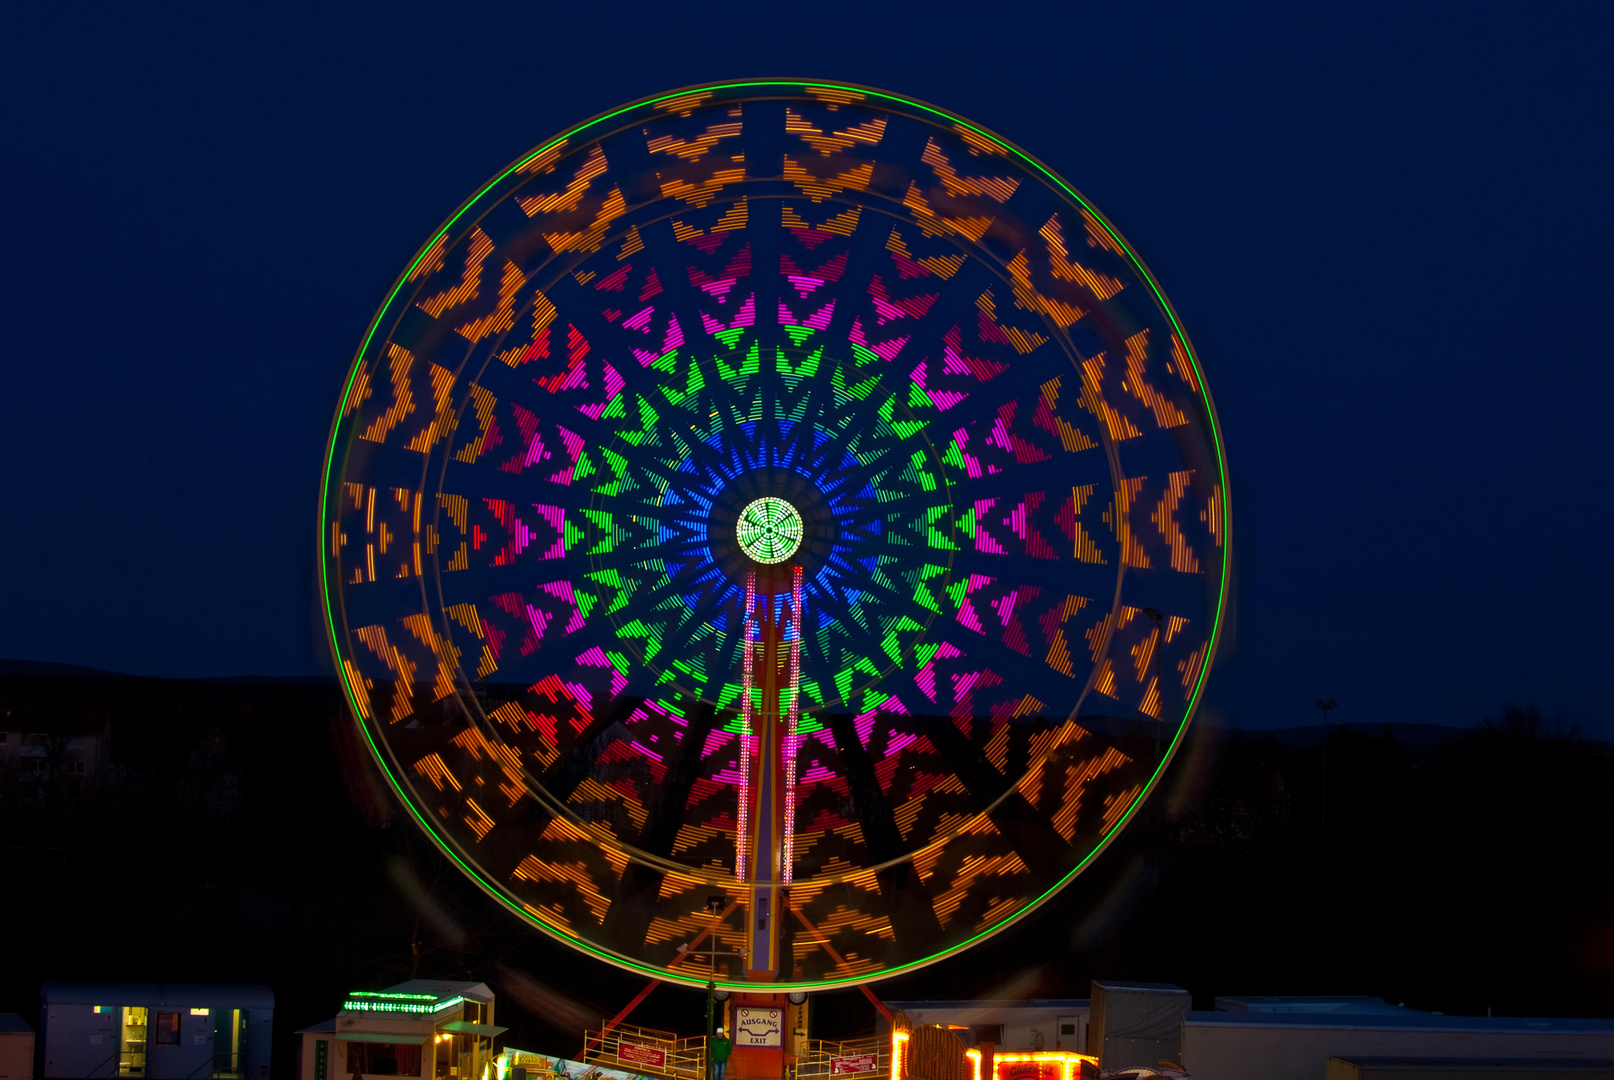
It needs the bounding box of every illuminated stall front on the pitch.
[296,981,504,1080]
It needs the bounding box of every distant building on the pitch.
[1090,983,1192,1071]
[0,1014,34,1080]
[1326,1056,1614,1080]
[39,983,272,1080]
[1181,1010,1614,1080]
[879,987,1614,1080]
[0,704,109,802]
[881,1000,1093,1054]
[295,980,504,1080]
[1216,998,1418,1017]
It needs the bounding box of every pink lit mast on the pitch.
[737,562,803,980]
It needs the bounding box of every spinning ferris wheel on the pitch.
[319,81,1229,993]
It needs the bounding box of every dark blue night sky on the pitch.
[3,2,1609,733]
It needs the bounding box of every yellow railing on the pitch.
[789,1036,888,1080]
[582,1023,707,1080]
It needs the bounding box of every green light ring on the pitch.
[317,80,1231,990]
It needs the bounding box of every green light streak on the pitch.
[342,993,466,1014]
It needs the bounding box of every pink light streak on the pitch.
[916,662,937,701]
[533,504,566,560]
[991,588,1019,627]
[974,498,1005,553]
[662,313,685,352]
[854,709,876,747]
[574,646,628,697]
[575,362,626,420]
[540,580,586,633]
[870,335,909,360]
[887,732,918,756]
[523,431,547,470]
[952,429,983,478]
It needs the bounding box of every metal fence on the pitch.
[582,1022,707,1080]
[789,1036,889,1080]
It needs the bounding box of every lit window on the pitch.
[191,1008,210,1016]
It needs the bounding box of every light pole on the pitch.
[690,893,732,1080]
[705,978,716,1080]
[1316,698,1338,836]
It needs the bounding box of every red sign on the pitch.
[832,1055,880,1075]
[999,1064,1062,1080]
[618,1043,667,1070]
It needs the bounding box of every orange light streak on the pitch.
[990,1051,1098,1080]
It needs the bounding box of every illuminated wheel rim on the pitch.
[319,80,1230,989]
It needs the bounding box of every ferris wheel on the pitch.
[319,81,1229,992]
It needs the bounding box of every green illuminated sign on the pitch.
[341,991,464,1014]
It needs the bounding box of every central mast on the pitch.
[740,564,802,980]
[735,497,805,982]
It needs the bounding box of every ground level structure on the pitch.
[0,1014,33,1080]
[871,987,1614,1080]
[295,980,504,1080]
[880,1001,1093,1056]
[39,982,271,1080]
[1180,1004,1614,1080]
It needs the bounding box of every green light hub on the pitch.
[736,497,803,564]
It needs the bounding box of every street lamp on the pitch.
[703,893,724,1080]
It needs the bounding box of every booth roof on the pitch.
[377,980,494,1006]
[441,1022,509,1037]
[42,983,274,1009]
[1329,1058,1614,1070]
[1185,1011,1614,1034]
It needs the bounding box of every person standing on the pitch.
[710,1026,732,1080]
